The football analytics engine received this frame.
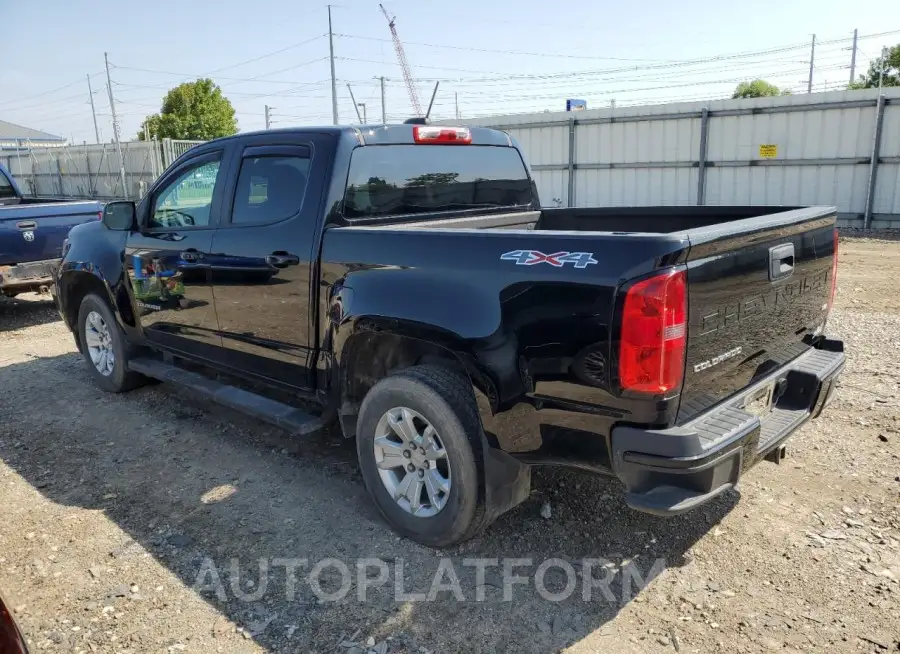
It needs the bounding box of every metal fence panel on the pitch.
[2,138,204,200]
[576,167,699,207]
[882,105,900,158]
[451,88,900,229]
[516,125,570,167]
[167,139,202,166]
[531,169,569,207]
[873,164,900,216]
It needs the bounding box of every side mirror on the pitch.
[102,201,136,230]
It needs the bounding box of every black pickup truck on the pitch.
[55,124,845,546]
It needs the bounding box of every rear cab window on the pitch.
[343,145,533,219]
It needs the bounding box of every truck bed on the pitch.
[338,204,836,424]
[378,205,813,235]
[536,205,806,233]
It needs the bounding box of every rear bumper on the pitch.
[0,258,59,294]
[610,339,845,516]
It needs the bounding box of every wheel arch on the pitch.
[335,319,497,441]
[335,323,531,527]
[58,267,136,337]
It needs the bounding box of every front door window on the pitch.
[150,160,221,229]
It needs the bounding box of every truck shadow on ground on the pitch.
[0,354,739,653]
[0,295,60,331]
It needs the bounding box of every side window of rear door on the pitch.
[230,149,311,226]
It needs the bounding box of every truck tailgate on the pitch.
[0,202,101,265]
[679,208,837,422]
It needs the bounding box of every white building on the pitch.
[0,120,66,151]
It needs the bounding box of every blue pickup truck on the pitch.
[0,162,103,297]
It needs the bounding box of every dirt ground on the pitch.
[0,236,898,654]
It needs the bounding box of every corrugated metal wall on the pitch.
[878,99,900,218]
[458,88,900,228]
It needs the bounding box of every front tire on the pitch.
[76,293,146,393]
[356,365,488,548]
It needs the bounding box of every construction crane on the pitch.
[379,4,423,117]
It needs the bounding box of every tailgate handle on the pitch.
[16,220,37,230]
[769,243,795,281]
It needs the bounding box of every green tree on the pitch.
[405,172,460,186]
[138,79,237,141]
[848,44,900,89]
[732,79,787,98]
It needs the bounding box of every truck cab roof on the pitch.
[196,124,513,149]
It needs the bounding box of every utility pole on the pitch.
[879,45,890,92]
[328,5,338,125]
[807,34,816,94]
[454,92,459,120]
[849,28,858,85]
[347,84,362,123]
[265,104,272,129]
[87,75,100,145]
[357,102,367,124]
[104,52,127,199]
[376,76,386,123]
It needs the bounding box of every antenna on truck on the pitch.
[401,82,440,125]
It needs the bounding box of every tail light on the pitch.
[619,268,688,394]
[827,227,838,314]
[412,126,472,144]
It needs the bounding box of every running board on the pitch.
[128,357,324,436]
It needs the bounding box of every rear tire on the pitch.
[356,365,488,548]
[76,293,146,393]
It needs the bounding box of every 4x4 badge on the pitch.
[501,249,598,269]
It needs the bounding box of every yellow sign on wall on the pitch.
[759,144,778,158]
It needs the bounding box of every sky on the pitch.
[1,0,897,144]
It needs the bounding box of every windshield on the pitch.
[343,144,533,219]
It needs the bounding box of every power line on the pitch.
[0,92,88,112]
[336,32,736,63]
[335,55,529,77]
[428,65,848,106]
[204,33,327,74]
[6,25,895,141]
[370,29,897,86]
[0,72,103,108]
[109,56,329,88]
[110,78,332,104]
[108,64,329,86]
[428,54,846,91]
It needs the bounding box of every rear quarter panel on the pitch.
[320,225,689,464]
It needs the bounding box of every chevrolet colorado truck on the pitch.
[0,163,103,297]
[54,124,845,546]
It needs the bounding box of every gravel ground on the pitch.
[0,236,898,654]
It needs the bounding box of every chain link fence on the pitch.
[1,139,204,200]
